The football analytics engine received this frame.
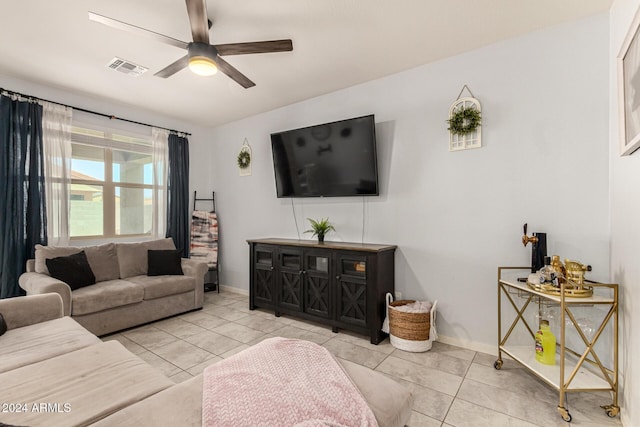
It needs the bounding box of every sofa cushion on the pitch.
[72,280,144,316]
[117,238,176,279]
[35,243,120,282]
[0,316,101,374]
[126,274,195,300]
[148,249,184,276]
[34,244,80,274]
[91,374,205,427]
[85,242,120,282]
[0,294,65,329]
[0,341,173,427]
[340,359,414,427]
[46,251,96,290]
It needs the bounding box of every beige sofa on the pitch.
[0,294,414,427]
[18,238,208,336]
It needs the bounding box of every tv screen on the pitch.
[270,114,379,198]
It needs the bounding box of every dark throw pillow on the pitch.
[0,312,7,336]
[46,251,96,291]
[147,249,184,276]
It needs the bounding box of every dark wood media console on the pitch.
[248,238,396,344]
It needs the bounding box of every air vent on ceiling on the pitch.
[106,57,148,77]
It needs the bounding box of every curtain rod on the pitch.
[0,87,191,136]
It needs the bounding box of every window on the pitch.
[70,125,158,239]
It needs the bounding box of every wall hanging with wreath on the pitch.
[447,85,482,151]
[237,139,252,176]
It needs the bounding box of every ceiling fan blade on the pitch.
[154,55,189,78]
[88,12,188,50]
[214,56,255,88]
[185,0,210,44]
[215,39,293,56]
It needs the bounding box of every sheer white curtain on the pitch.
[152,127,169,239]
[42,102,72,246]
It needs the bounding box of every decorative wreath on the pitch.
[237,150,251,169]
[447,106,482,135]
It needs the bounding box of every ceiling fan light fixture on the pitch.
[188,42,219,77]
[189,56,217,76]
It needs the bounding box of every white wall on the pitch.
[610,1,640,426]
[201,14,611,353]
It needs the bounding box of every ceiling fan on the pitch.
[88,0,293,88]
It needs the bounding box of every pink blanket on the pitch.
[202,337,378,427]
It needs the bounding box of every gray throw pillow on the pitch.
[85,243,120,282]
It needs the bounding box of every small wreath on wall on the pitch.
[448,85,482,151]
[237,150,251,169]
[447,106,481,136]
[237,138,252,176]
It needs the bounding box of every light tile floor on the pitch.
[102,290,622,427]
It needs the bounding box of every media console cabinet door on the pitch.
[303,251,331,319]
[253,245,277,307]
[336,254,368,328]
[278,248,303,312]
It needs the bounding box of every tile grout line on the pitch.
[124,328,221,374]
[449,359,554,427]
[436,350,478,426]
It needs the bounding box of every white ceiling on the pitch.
[0,0,612,128]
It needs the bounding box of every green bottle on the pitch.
[535,320,556,365]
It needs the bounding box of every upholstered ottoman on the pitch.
[0,341,173,427]
[0,294,101,374]
[91,358,413,427]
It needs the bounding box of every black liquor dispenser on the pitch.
[522,223,547,273]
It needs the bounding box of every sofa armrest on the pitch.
[19,272,72,316]
[181,258,208,278]
[181,258,208,308]
[0,294,64,330]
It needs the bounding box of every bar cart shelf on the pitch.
[496,267,619,422]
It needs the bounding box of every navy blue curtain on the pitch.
[0,95,47,298]
[166,133,190,257]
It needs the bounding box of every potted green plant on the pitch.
[305,217,335,243]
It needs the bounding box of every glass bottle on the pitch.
[535,319,556,365]
[539,256,558,286]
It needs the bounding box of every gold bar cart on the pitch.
[495,267,619,422]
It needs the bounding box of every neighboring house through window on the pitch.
[70,124,157,239]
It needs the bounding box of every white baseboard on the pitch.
[436,334,497,356]
[218,284,249,297]
[214,286,498,357]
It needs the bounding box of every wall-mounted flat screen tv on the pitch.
[270,114,378,198]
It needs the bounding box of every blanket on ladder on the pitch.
[202,337,378,427]
[190,210,218,268]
